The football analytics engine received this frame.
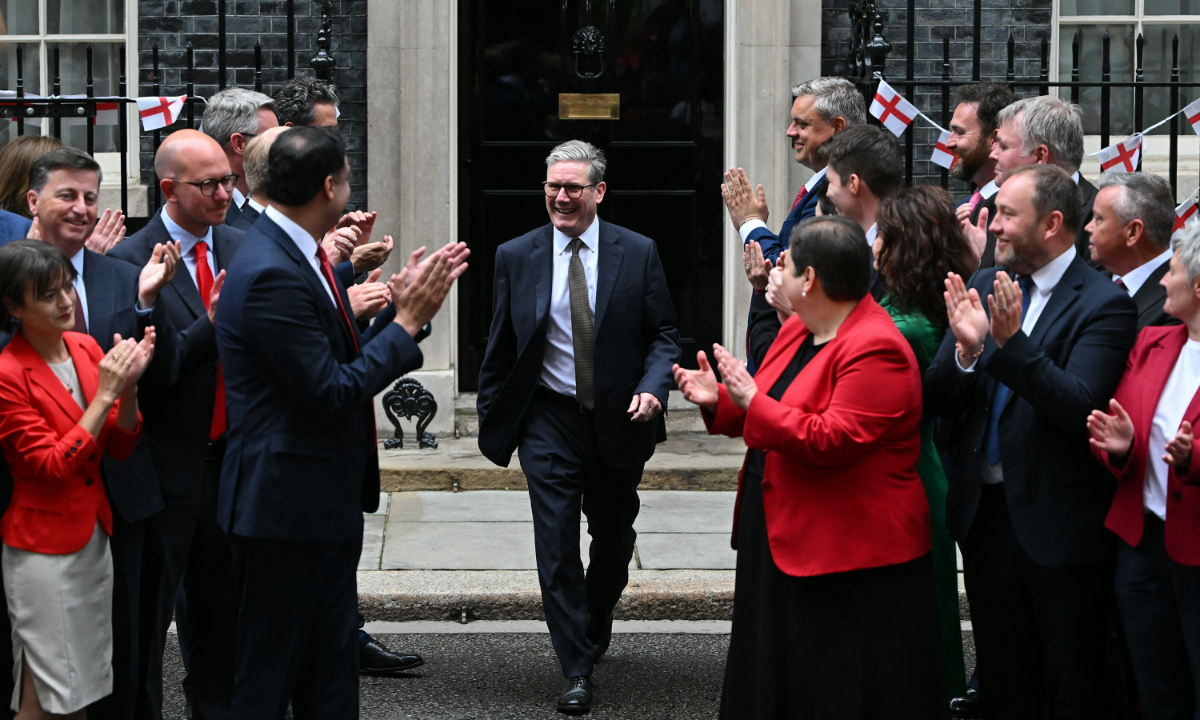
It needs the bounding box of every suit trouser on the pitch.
[1114,513,1200,720]
[89,508,149,720]
[143,442,236,720]
[962,484,1113,720]
[518,389,643,678]
[229,534,361,720]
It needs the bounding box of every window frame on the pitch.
[0,0,137,182]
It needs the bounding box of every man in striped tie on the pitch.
[476,140,680,715]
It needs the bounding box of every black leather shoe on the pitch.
[556,676,593,715]
[359,638,425,677]
[949,688,984,718]
[586,612,614,661]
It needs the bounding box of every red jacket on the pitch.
[1095,324,1200,565]
[705,297,931,577]
[0,331,140,554]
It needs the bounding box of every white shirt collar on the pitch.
[552,217,600,255]
[231,187,246,209]
[979,180,999,199]
[805,166,828,193]
[1114,248,1173,297]
[1072,170,1081,185]
[1028,244,1077,296]
[246,198,266,214]
[865,223,878,244]
[161,207,215,259]
[265,205,319,259]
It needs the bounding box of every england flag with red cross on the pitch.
[930,130,957,170]
[1175,190,1199,238]
[870,81,918,137]
[1096,134,1142,174]
[137,95,186,131]
[1186,97,1200,137]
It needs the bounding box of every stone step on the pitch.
[378,431,745,492]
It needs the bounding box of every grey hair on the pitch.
[201,88,275,147]
[1096,173,1176,249]
[791,77,867,127]
[545,140,607,185]
[996,96,1085,172]
[1173,221,1200,284]
[243,132,274,197]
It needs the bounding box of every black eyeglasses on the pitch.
[543,182,595,199]
[171,173,239,197]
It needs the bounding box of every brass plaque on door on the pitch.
[559,93,620,120]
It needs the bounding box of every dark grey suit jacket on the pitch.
[1131,257,1177,331]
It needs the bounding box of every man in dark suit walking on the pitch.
[25,147,181,720]
[967,96,1097,270]
[477,140,680,715]
[109,129,245,720]
[215,126,464,719]
[926,164,1138,719]
[1087,172,1178,331]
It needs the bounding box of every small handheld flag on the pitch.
[930,130,957,170]
[870,81,918,137]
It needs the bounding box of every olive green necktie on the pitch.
[568,238,595,411]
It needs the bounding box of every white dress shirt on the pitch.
[1145,339,1200,519]
[69,247,90,327]
[231,187,246,211]
[162,208,216,290]
[1113,249,1172,298]
[264,205,336,307]
[540,219,599,398]
[246,198,266,215]
[739,167,829,242]
[978,179,999,200]
[865,223,878,246]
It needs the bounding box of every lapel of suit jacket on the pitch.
[1142,328,1189,434]
[259,214,352,353]
[530,225,554,331]
[11,333,84,423]
[65,332,99,408]
[1028,255,1085,347]
[592,220,624,336]
[82,249,118,350]
[150,213,208,321]
[1133,261,1170,317]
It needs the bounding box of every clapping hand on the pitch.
[944,272,989,364]
[207,271,225,324]
[321,226,360,267]
[138,241,182,310]
[742,240,772,291]
[987,272,1024,348]
[960,207,989,264]
[673,351,719,412]
[86,209,126,254]
[350,235,394,274]
[389,245,469,337]
[722,167,768,230]
[1087,398,1135,462]
[1165,421,1194,472]
[337,210,377,246]
[766,250,793,322]
[97,337,140,403]
[348,268,391,320]
[713,344,756,410]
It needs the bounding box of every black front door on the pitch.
[457,0,725,391]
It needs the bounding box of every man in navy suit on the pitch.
[926,164,1138,719]
[215,126,464,719]
[200,88,278,227]
[476,140,680,715]
[26,147,181,720]
[0,208,32,244]
[110,129,246,720]
[720,77,865,371]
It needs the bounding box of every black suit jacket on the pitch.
[214,214,420,542]
[81,249,179,524]
[224,201,241,227]
[230,202,260,232]
[1075,176,1099,264]
[925,254,1138,568]
[476,220,681,468]
[109,213,244,504]
[1131,258,1177,331]
[975,194,1000,270]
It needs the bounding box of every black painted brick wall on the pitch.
[822,0,1052,191]
[136,1,368,212]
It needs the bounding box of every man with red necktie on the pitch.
[110,128,246,720]
[214,126,466,720]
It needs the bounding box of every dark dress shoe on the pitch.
[556,676,593,715]
[949,688,984,718]
[359,637,425,677]
[586,612,614,661]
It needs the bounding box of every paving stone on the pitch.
[359,513,386,571]
[389,490,533,523]
[636,533,737,570]
[633,491,735,533]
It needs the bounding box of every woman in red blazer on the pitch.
[676,217,945,720]
[1088,230,1200,720]
[0,240,154,717]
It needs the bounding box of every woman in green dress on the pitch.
[874,185,978,698]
